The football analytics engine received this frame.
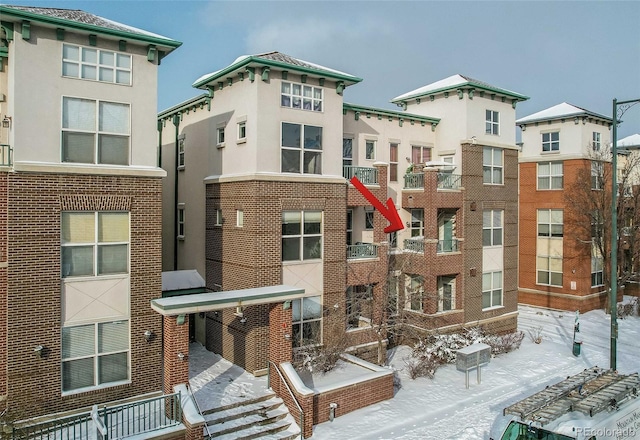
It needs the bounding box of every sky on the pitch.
[10,0,640,138]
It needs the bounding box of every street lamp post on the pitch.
[610,97,640,371]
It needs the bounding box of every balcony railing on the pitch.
[10,392,182,440]
[347,243,378,259]
[437,239,459,253]
[344,166,378,185]
[437,173,461,190]
[404,173,424,189]
[1,144,12,167]
[403,237,424,253]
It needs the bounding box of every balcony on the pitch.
[0,144,12,167]
[344,166,378,185]
[403,237,424,253]
[404,173,424,189]
[437,173,461,190]
[437,239,459,253]
[347,242,378,259]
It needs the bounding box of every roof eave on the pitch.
[517,113,613,126]
[343,103,441,125]
[0,6,182,51]
[391,82,529,104]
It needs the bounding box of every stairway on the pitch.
[202,392,301,440]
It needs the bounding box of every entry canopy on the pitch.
[151,284,306,316]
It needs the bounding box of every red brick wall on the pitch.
[6,173,163,418]
[0,171,7,407]
[163,315,191,394]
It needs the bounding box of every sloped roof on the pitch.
[162,270,206,292]
[618,134,640,148]
[0,5,181,50]
[391,74,528,103]
[192,51,362,89]
[516,102,612,125]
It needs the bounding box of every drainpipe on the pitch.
[172,113,180,270]
[157,119,163,168]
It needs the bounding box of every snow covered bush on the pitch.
[618,297,639,319]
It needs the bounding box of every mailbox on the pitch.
[456,343,491,388]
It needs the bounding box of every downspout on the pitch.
[172,113,180,270]
[157,119,163,168]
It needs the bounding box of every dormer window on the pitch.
[281,81,323,112]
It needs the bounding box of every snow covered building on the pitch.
[0,4,185,437]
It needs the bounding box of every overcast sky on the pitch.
[12,0,640,138]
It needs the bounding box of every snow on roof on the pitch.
[516,102,611,124]
[391,74,527,102]
[618,134,640,148]
[161,269,205,292]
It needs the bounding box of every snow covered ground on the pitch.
[188,301,639,439]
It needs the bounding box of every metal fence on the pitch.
[347,243,378,259]
[344,166,378,185]
[437,173,461,190]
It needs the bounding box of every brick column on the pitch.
[163,314,190,395]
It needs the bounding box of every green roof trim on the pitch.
[343,103,441,126]
[158,94,209,121]
[391,81,529,104]
[192,55,362,89]
[0,6,182,50]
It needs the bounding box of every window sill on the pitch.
[216,143,225,149]
[177,235,185,241]
[177,165,185,171]
[282,259,323,265]
[61,379,131,397]
[237,138,246,144]
[541,150,560,155]
[482,305,504,312]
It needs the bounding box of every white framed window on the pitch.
[215,209,223,226]
[483,147,503,184]
[346,284,374,330]
[282,211,322,261]
[236,210,244,227]
[61,212,129,278]
[482,271,502,309]
[591,161,603,190]
[281,123,322,174]
[237,121,246,142]
[62,97,130,165]
[537,161,563,189]
[62,44,131,85]
[542,131,560,152]
[365,208,374,230]
[177,135,185,169]
[62,320,130,393]
[485,110,499,135]
[292,296,322,347]
[537,255,563,287]
[389,143,398,182]
[365,140,376,160]
[592,132,601,151]
[216,127,225,146]
[177,205,185,239]
[591,245,604,287]
[281,82,323,112]
[346,209,353,245]
[438,276,455,312]
[411,145,431,165]
[538,209,563,238]
[482,209,503,246]
[343,138,353,168]
[410,209,424,237]
[405,274,424,312]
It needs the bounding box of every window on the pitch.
[388,275,399,316]
[236,210,243,227]
[389,143,398,182]
[346,209,353,245]
[389,231,398,249]
[537,161,563,189]
[482,210,503,246]
[365,209,374,230]
[343,138,353,168]
[482,147,503,184]
[542,132,560,152]
[292,296,322,347]
[411,146,431,165]
[281,123,322,174]
[62,320,129,392]
[281,82,323,112]
[537,255,563,286]
[346,285,373,330]
[282,211,322,261]
[592,132,601,151]
[365,140,376,160]
[591,246,604,287]
[438,276,455,312]
[62,97,130,165]
[217,127,225,146]
[61,212,129,278]
[538,209,563,237]
[177,136,185,169]
[238,122,246,142]
[591,161,603,190]
[591,210,603,240]
[410,209,424,237]
[215,209,223,226]
[405,274,423,311]
[485,110,499,135]
[177,205,185,238]
[62,44,131,85]
[482,271,502,309]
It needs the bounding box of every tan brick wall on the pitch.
[5,173,163,418]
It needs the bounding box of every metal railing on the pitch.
[437,173,461,190]
[10,392,182,440]
[344,166,378,185]
[437,239,459,253]
[403,237,424,253]
[268,361,304,440]
[0,144,12,167]
[347,243,378,259]
[187,381,213,439]
[403,173,424,189]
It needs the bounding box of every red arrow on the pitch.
[350,176,404,233]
